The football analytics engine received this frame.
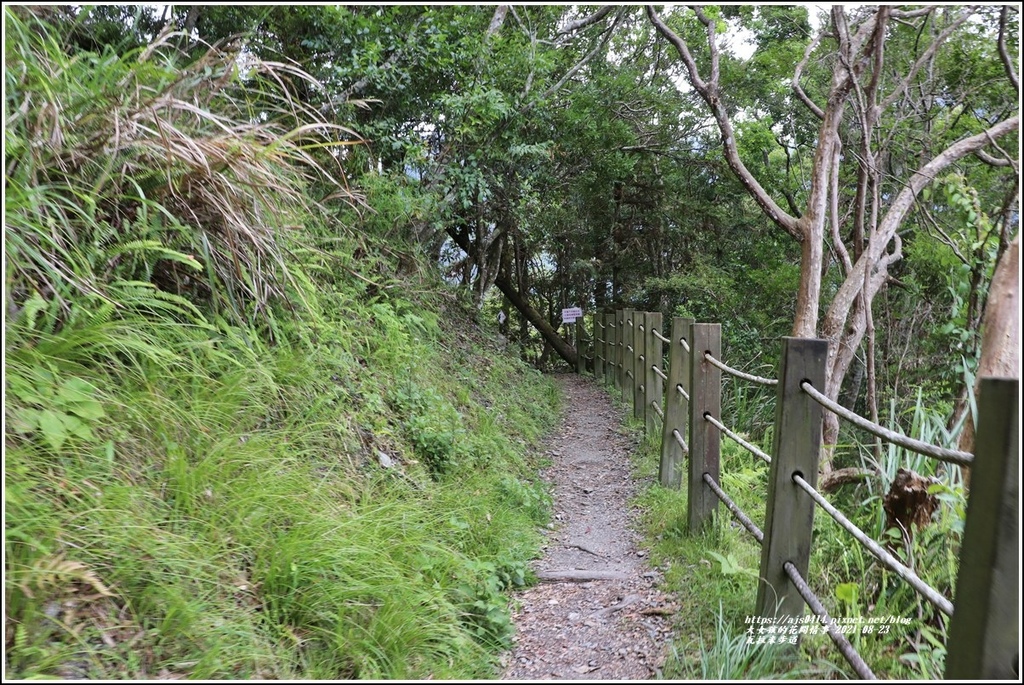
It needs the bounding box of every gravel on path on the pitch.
[501,374,677,680]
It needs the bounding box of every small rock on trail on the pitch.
[501,374,674,680]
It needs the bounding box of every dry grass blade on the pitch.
[5,8,365,328]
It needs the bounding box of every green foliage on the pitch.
[4,11,561,680]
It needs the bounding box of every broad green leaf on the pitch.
[37,410,69,451]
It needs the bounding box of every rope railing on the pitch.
[800,381,973,467]
[783,562,877,680]
[702,473,764,543]
[651,400,664,418]
[703,413,772,465]
[593,311,1015,680]
[671,429,688,454]
[791,473,954,616]
[703,352,778,386]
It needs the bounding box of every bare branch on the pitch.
[646,5,801,239]
[889,7,936,20]
[535,10,623,103]
[974,148,1014,167]
[645,5,708,92]
[829,144,853,274]
[879,7,977,112]
[486,6,509,40]
[824,116,1020,353]
[999,6,1020,91]
[556,6,614,36]
[793,31,825,119]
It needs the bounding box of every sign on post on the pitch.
[561,306,583,323]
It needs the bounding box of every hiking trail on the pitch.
[501,374,676,680]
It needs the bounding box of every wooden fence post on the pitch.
[604,313,616,388]
[633,312,646,421]
[594,313,604,380]
[660,317,693,489]
[620,309,633,405]
[645,312,663,436]
[945,377,1019,680]
[756,337,828,620]
[688,323,721,533]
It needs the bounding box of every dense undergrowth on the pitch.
[614,381,968,680]
[4,10,559,679]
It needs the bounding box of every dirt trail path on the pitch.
[501,374,675,680]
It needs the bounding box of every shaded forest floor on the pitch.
[501,375,676,679]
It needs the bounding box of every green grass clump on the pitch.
[4,9,560,679]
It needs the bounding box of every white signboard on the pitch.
[561,306,583,323]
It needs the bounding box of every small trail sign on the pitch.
[561,306,583,323]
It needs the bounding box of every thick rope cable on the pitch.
[652,329,670,344]
[701,473,764,543]
[703,352,778,386]
[800,381,973,467]
[676,384,689,402]
[671,429,688,453]
[653,365,668,381]
[651,400,664,418]
[792,474,954,617]
[703,414,772,465]
[680,337,690,353]
[783,562,877,680]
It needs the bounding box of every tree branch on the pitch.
[793,31,825,119]
[823,116,1020,362]
[534,10,623,104]
[879,7,976,112]
[557,5,615,37]
[999,5,1019,91]
[974,148,1013,167]
[646,5,801,239]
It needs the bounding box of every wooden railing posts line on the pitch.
[593,313,603,380]
[618,309,626,405]
[632,313,645,421]
[660,317,693,489]
[644,312,663,436]
[945,377,1019,680]
[687,323,721,533]
[756,337,828,622]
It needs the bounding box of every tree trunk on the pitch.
[957,233,1020,486]
[446,226,578,368]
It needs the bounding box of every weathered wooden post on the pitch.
[688,323,721,533]
[633,312,646,421]
[602,313,610,387]
[756,337,828,620]
[594,313,604,381]
[620,309,633,405]
[660,317,693,489]
[644,312,663,436]
[946,377,1019,680]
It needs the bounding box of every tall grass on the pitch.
[5,10,560,679]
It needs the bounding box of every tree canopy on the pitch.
[26,3,1020,436]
